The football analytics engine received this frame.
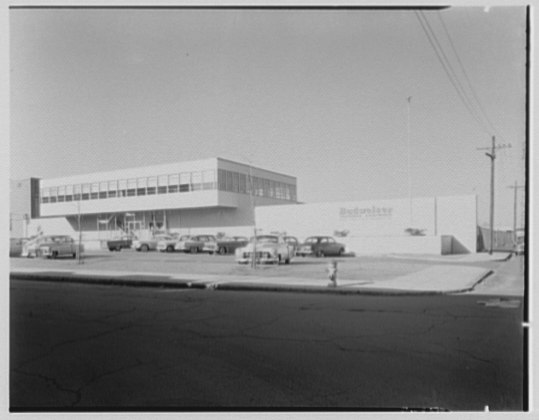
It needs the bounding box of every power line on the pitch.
[415,11,492,137]
[436,12,501,138]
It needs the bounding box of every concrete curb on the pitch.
[10,268,495,296]
[10,272,193,289]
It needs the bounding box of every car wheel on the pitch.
[141,244,149,252]
[219,247,227,255]
[51,251,58,259]
[72,252,77,259]
[109,248,114,252]
[191,246,198,254]
[285,257,291,264]
[167,245,174,252]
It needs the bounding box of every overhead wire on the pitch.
[414,10,494,137]
[436,11,502,139]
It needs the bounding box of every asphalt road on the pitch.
[10,279,524,411]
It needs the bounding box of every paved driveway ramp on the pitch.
[358,265,491,293]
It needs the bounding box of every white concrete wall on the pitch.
[436,195,477,253]
[256,195,477,255]
[341,236,442,255]
[256,197,437,239]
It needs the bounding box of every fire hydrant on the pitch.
[327,260,338,287]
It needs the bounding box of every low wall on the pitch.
[342,235,443,255]
[256,195,477,254]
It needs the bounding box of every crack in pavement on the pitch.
[13,367,80,406]
[14,323,136,370]
[71,358,146,407]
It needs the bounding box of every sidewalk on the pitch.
[10,257,498,295]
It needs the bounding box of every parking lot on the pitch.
[10,247,502,284]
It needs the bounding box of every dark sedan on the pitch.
[296,236,346,257]
[106,235,134,251]
[216,236,249,255]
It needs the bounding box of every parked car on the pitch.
[235,235,294,265]
[22,235,81,258]
[296,236,346,257]
[156,233,182,252]
[106,235,135,251]
[172,235,195,253]
[216,236,249,255]
[133,234,174,252]
[39,235,83,259]
[21,235,83,259]
[10,237,28,257]
[174,234,218,254]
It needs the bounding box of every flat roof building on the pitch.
[15,157,298,248]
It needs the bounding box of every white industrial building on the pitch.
[13,157,297,249]
[11,156,480,254]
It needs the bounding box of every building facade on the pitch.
[256,195,478,254]
[11,158,481,255]
[16,158,297,249]
[9,178,40,238]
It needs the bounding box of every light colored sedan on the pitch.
[22,235,83,258]
[157,234,182,252]
[133,234,174,252]
[174,234,218,254]
[235,235,294,265]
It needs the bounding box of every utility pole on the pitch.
[246,162,257,269]
[508,181,525,244]
[477,136,511,254]
[77,199,82,264]
[406,96,413,227]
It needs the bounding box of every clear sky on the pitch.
[9,5,527,229]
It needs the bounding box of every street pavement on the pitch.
[10,251,516,295]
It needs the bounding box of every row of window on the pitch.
[40,169,296,204]
[217,169,296,201]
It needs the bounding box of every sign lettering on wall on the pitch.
[339,206,393,219]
